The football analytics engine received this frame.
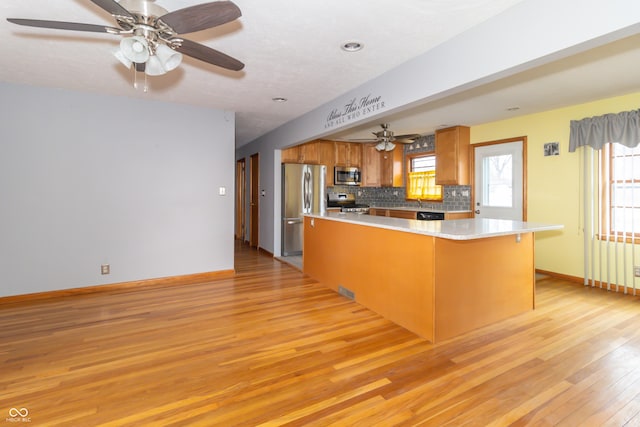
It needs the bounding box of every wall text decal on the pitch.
[325,94,386,129]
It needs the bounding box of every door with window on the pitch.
[474,139,525,221]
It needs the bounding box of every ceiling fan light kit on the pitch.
[349,123,421,152]
[7,0,245,88]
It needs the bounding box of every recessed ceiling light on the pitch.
[341,41,363,52]
[272,97,287,102]
[506,106,520,111]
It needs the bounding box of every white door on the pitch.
[474,140,524,221]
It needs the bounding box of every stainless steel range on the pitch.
[327,192,370,214]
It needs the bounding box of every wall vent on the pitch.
[338,285,355,300]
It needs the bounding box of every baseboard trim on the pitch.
[535,269,583,284]
[535,268,640,295]
[0,269,236,305]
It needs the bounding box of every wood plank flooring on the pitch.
[2,242,640,425]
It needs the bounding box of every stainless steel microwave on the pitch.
[334,166,361,186]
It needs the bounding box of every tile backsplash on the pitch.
[328,185,471,211]
[328,134,472,212]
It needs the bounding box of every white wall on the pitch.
[0,82,235,297]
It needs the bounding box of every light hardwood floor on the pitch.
[2,242,640,426]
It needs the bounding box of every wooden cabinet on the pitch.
[368,209,417,219]
[318,141,335,186]
[281,145,301,163]
[444,212,472,220]
[388,209,417,219]
[369,208,387,217]
[282,140,335,185]
[300,141,319,164]
[334,142,361,168]
[281,141,320,164]
[361,144,382,187]
[435,125,470,185]
[381,148,404,187]
[361,144,404,187]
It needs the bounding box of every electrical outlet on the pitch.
[634,266,640,277]
[101,264,110,275]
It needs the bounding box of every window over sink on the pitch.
[406,152,442,201]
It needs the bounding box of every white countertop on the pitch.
[306,212,563,240]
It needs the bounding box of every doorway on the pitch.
[249,153,259,248]
[235,158,246,241]
[473,138,527,221]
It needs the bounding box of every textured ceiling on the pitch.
[0,0,527,146]
[2,1,639,147]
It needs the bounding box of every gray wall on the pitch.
[236,0,640,255]
[0,82,235,297]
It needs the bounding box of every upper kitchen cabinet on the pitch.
[281,145,300,163]
[282,141,320,164]
[318,140,335,186]
[334,142,362,168]
[435,125,470,185]
[362,144,403,187]
[381,147,404,187]
[361,144,381,187]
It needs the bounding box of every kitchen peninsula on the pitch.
[303,213,562,343]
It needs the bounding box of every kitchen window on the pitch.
[406,152,442,201]
[602,143,640,239]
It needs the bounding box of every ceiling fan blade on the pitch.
[160,1,242,34]
[6,18,123,34]
[88,0,134,18]
[394,133,421,140]
[174,38,244,71]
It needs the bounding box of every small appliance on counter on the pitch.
[327,192,370,214]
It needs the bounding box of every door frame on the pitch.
[249,153,260,248]
[471,136,528,221]
[235,158,246,241]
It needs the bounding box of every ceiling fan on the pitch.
[350,123,421,152]
[6,0,244,80]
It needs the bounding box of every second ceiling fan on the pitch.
[350,123,421,152]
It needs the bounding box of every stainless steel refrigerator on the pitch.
[281,163,326,256]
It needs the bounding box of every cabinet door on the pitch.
[361,144,381,187]
[318,141,335,186]
[371,208,389,217]
[300,142,319,164]
[445,212,472,220]
[282,146,301,163]
[349,143,362,168]
[335,142,362,167]
[435,126,470,185]
[388,209,417,219]
[380,148,404,187]
[334,142,350,166]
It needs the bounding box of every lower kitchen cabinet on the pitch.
[444,212,472,220]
